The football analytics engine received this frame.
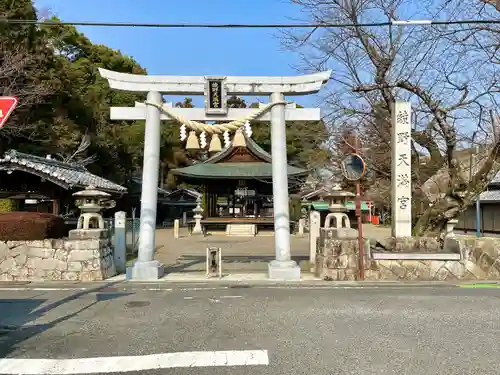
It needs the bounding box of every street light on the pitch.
[469,131,481,237]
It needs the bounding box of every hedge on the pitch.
[0,199,16,213]
[0,212,66,241]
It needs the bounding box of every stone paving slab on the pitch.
[152,224,391,273]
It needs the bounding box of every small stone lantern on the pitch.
[322,184,357,239]
[191,196,204,235]
[69,185,116,239]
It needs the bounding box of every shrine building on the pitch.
[172,130,308,236]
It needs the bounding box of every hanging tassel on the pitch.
[209,134,222,153]
[186,131,200,150]
[232,128,247,147]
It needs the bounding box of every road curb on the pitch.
[1,280,496,291]
[1,277,500,292]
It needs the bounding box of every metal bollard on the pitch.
[206,247,222,279]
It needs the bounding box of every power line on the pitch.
[0,18,499,29]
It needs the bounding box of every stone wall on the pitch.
[314,228,368,281]
[376,236,443,253]
[0,238,116,281]
[315,228,500,281]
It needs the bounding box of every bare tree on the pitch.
[283,0,499,235]
[0,40,53,139]
[56,131,97,166]
[481,0,500,11]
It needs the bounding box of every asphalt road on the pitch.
[1,283,500,374]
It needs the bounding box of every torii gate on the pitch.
[99,68,331,280]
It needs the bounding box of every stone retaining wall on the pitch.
[376,236,443,253]
[315,228,500,281]
[0,238,116,281]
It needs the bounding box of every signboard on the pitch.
[0,96,18,129]
[235,188,256,197]
[204,77,227,115]
[341,153,366,181]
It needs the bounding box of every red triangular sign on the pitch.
[0,97,18,129]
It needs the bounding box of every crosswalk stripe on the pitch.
[0,350,269,374]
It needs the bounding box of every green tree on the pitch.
[0,0,67,153]
[41,19,149,182]
[247,101,330,168]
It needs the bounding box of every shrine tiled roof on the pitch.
[204,133,272,164]
[172,162,308,179]
[172,132,308,179]
[479,189,500,203]
[0,150,126,194]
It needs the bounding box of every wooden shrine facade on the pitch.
[172,131,308,235]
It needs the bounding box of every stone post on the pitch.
[391,101,412,238]
[298,218,305,236]
[128,91,165,280]
[174,219,180,239]
[113,211,127,274]
[445,219,459,238]
[309,210,321,272]
[182,211,187,226]
[268,92,300,280]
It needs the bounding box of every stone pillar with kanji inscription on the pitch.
[391,101,412,237]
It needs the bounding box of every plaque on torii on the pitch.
[204,76,227,115]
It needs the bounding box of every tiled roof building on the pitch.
[0,150,126,194]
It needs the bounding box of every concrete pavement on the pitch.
[151,224,391,273]
[1,283,500,374]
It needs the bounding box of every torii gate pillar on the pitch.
[99,68,331,280]
[268,92,297,279]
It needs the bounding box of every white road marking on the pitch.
[183,295,242,300]
[180,287,229,291]
[0,288,88,291]
[0,350,269,374]
[256,286,380,289]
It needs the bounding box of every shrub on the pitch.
[0,212,66,241]
[0,199,16,213]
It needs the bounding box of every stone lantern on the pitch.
[69,185,116,239]
[322,184,357,238]
[191,196,204,235]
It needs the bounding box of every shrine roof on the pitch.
[172,162,308,179]
[0,150,126,194]
[204,132,272,164]
[172,132,308,179]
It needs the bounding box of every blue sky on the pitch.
[34,0,321,107]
